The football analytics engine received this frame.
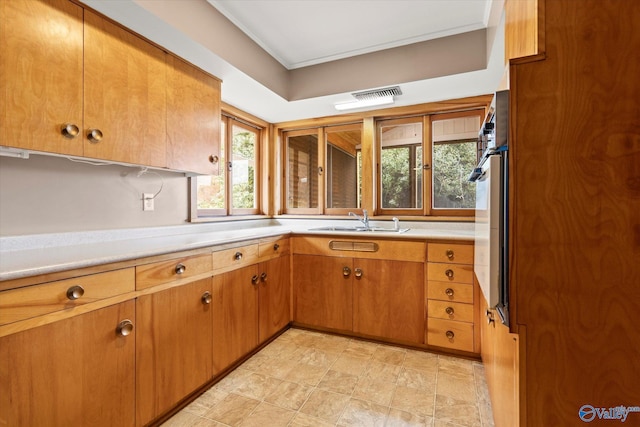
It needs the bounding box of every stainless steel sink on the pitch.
[309,226,409,233]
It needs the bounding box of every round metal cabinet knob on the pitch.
[175,263,186,274]
[445,269,454,278]
[273,243,280,251]
[354,268,363,278]
[445,288,455,297]
[445,306,455,316]
[61,123,80,139]
[234,252,243,261]
[446,249,454,260]
[116,319,134,337]
[251,275,259,285]
[343,266,351,277]
[87,128,103,143]
[445,330,455,340]
[201,291,212,305]
[209,155,219,164]
[260,272,267,282]
[66,285,85,300]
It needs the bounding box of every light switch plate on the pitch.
[143,193,154,211]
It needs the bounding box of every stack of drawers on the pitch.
[427,242,475,352]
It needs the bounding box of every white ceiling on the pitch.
[83,0,506,123]
[208,0,492,69]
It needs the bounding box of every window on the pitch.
[192,115,261,217]
[283,123,362,214]
[378,110,481,216]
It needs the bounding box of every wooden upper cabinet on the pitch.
[83,10,167,168]
[0,0,84,155]
[166,56,221,175]
[505,0,543,60]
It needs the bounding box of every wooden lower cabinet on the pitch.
[293,254,424,344]
[212,264,259,375]
[135,278,213,426]
[293,254,353,332]
[0,301,136,427]
[258,255,291,344]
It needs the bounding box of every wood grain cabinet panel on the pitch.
[0,301,136,427]
[135,254,212,290]
[0,0,84,155]
[258,255,291,344]
[427,243,474,264]
[136,278,213,426]
[83,10,167,168]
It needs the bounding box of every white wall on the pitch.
[0,154,190,236]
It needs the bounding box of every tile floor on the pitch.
[162,328,495,427]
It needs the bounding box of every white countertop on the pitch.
[0,218,475,281]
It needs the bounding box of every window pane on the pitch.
[326,127,361,209]
[287,134,318,209]
[380,121,422,209]
[432,140,476,209]
[196,121,226,210]
[231,125,257,210]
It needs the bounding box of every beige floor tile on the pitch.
[317,369,359,395]
[343,339,378,359]
[391,385,435,417]
[386,408,435,427]
[183,388,228,416]
[237,402,295,427]
[331,353,370,377]
[203,393,260,427]
[371,345,406,366]
[337,398,388,427]
[264,380,313,411]
[233,372,282,400]
[257,339,301,359]
[352,377,396,406]
[212,368,253,393]
[438,355,474,376]
[436,373,476,403]
[398,367,437,391]
[162,411,226,427]
[403,351,439,373]
[295,347,340,368]
[434,394,482,427]
[299,389,351,423]
[284,362,328,386]
[289,412,336,427]
[362,360,402,384]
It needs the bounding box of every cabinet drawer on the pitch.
[427,318,474,352]
[258,237,290,258]
[0,268,135,325]
[428,243,473,264]
[136,254,212,290]
[427,263,473,284]
[428,300,474,323]
[428,281,473,304]
[213,244,259,273]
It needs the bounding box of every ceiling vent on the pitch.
[352,86,402,101]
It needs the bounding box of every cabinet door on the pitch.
[83,10,166,167]
[166,55,221,174]
[353,258,424,344]
[0,0,84,155]
[135,278,213,426]
[258,256,291,344]
[0,301,135,426]
[212,264,259,375]
[293,254,352,332]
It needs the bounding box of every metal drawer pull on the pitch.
[354,268,363,278]
[445,269,454,278]
[261,272,267,282]
[201,291,212,305]
[445,330,455,339]
[445,306,455,315]
[116,319,134,337]
[209,155,219,164]
[61,123,79,139]
[445,288,454,297]
[87,128,103,143]
[273,243,280,251]
[234,252,243,261]
[446,249,454,260]
[66,285,85,300]
[251,275,259,285]
[343,266,351,277]
[175,263,186,274]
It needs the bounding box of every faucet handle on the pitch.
[392,217,400,231]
